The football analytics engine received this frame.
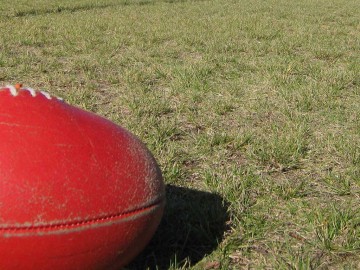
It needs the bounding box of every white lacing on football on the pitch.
[3,85,63,101]
[25,87,37,97]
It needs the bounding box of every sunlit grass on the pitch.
[1,0,360,268]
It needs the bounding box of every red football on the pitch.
[0,85,165,269]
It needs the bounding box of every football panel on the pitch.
[0,87,165,226]
[0,201,164,270]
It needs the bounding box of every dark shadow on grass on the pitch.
[13,5,112,17]
[12,1,152,18]
[9,0,209,18]
[125,184,229,269]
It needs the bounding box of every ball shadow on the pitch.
[125,184,230,269]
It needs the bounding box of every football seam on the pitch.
[3,85,63,101]
[0,198,164,232]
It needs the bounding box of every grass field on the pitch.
[1,0,360,268]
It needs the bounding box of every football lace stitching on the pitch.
[3,85,63,101]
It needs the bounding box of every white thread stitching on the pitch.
[5,85,18,96]
[24,88,36,97]
[40,91,52,100]
[2,86,63,101]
